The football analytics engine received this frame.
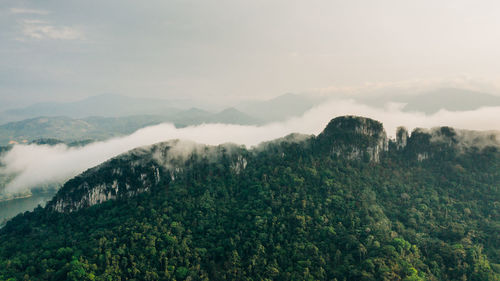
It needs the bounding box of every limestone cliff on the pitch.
[46,116,499,213]
[315,116,389,162]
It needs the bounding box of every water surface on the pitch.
[0,192,56,224]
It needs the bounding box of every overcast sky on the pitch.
[2,0,500,109]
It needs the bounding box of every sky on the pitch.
[2,0,500,109]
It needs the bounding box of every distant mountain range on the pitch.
[235,93,326,122]
[0,108,262,145]
[355,88,500,114]
[0,93,323,125]
[0,93,324,145]
[0,94,180,123]
[2,88,499,145]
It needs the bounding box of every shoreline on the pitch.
[0,194,33,203]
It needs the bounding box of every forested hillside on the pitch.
[0,116,499,281]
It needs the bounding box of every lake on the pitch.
[0,192,56,224]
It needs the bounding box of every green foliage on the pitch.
[0,120,499,280]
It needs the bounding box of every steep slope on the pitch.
[315,115,388,162]
[0,116,499,281]
[46,116,387,213]
[47,140,248,213]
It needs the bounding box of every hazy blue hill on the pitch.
[0,93,323,144]
[0,109,264,145]
[401,88,500,113]
[2,89,500,145]
[82,115,169,134]
[357,88,500,114]
[0,115,176,145]
[0,94,181,124]
[170,107,262,127]
[1,93,325,125]
[0,116,96,144]
[236,93,325,122]
[207,107,263,125]
[170,107,212,124]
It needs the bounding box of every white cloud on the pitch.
[20,19,83,40]
[10,8,49,15]
[2,99,500,195]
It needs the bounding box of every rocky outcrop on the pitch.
[396,127,409,150]
[402,126,500,162]
[315,116,389,162]
[48,156,162,213]
[46,116,500,213]
[47,140,248,213]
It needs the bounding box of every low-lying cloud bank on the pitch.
[2,99,500,195]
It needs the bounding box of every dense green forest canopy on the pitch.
[0,116,499,280]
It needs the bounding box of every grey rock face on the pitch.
[47,140,247,213]
[317,116,389,162]
[396,127,409,150]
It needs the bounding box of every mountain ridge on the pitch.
[46,115,498,213]
[1,115,499,280]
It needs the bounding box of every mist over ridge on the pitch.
[3,1,500,279]
[2,97,500,196]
